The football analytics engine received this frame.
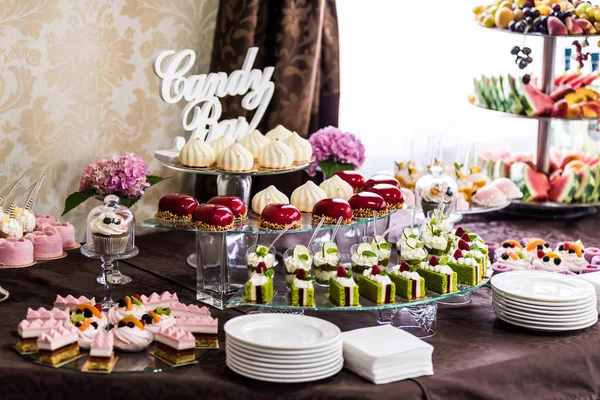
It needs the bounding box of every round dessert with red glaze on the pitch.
[312,198,353,225]
[156,194,199,227]
[363,175,400,191]
[207,196,247,220]
[367,183,404,210]
[334,171,365,193]
[348,192,388,218]
[191,204,234,231]
[260,203,302,230]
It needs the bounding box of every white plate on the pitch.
[226,352,343,376]
[491,271,595,302]
[493,302,598,322]
[492,288,596,308]
[225,334,342,356]
[227,357,343,383]
[226,341,342,366]
[495,311,598,332]
[224,314,341,350]
[492,304,598,325]
[492,292,597,312]
[493,298,598,318]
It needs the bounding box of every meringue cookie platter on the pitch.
[14,291,217,373]
[157,125,314,175]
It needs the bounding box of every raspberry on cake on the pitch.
[367,184,404,210]
[363,175,401,191]
[388,262,426,300]
[334,170,365,193]
[26,307,69,321]
[155,194,199,227]
[16,318,67,354]
[170,303,211,318]
[447,249,487,285]
[153,326,197,365]
[312,198,353,225]
[259,203,302,230]
[283,244,312,287]
[140,291,179,311]
[207,196,248,220]
[358,265,396,305]
[329,266,359,307]
[244,263,274,304]
[88,330,115,372]
[348,192,388,218]
[290,269,315,307]
[175,316,219,348]
[191,204,235,231]
[37,325,80,366]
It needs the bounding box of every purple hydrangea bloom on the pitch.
[79,153,150,199]
[307,126,365,176]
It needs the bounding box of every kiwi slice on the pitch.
[131,296,143,307]
[293,244,310,261]
[255,245,269,257]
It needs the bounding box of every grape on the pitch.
[511,46,521,55]
[525,16,533,23]
[531,9,541,18]
[508,21,517,31]
[523,47,532,55]
[552,4,561,12]
[523,7,532,17]
[522,74,531,84]
[516,21,527,32]
[518,60,528,69]
[526,56,533,63]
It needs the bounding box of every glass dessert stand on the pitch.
[141,211,396,310]
[80,244,139,310]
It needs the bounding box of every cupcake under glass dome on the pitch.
[85,195,135,255]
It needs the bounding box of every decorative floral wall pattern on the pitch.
[0,0,218,240]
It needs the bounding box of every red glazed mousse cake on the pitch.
[334,171,365,193]
[191,204,234,231]
[260,203,302,230]
[312,198,353,225]
[207,196,247,220]
[156,194,199,226]
[363,175,400,191]
[348,192,388,218]
[367,183,404,210]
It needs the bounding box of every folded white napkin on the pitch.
[341,325,434,384]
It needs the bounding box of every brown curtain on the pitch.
[195,0,340,201]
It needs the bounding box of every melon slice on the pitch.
[519,82,554,117]
[493,159,511,179]
[589,162,600,202]
[548,170,579,203]
[510,162,550,202]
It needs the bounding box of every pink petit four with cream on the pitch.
[25,225,63,259]
[170,303,211,318]
[175,316,219,348]
[90,330,114,358]
[36,326,80,365]
[49,222,76,249]
[140,291,179,310]
[18,318,67,339]
[26,307,70,321]
[35,214,59,230]
[0,237,34,266]
[155,326,196,350]
[54,295,96,312]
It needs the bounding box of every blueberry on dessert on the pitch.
[284,244,312,287]
[329,266,359,307]
[246,244,275,278]
[140,307,175,334]
[244,262,275,304]
[350,242,379,283]
[367,183,404,210]
[112,316,152,352]
[259,203,302,230]
[311,198,353,225]
[348,192,388,218]
[191,203,235,231]
[290,269,315,307]
[388,261,425,300]
[155,194,199,227]
[358,264,395,305]
[494,240,524,262]
[108,295,146,325]
[207,196,247,220]
[524,238,551,262]
[313,241,340,285]
[531,250,569,273]
[70,312,101,349]
[415,256,458,294]
[334,170,366,193]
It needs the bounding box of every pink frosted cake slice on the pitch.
[175,316,218,348]
[141,291,179,310]
[26,307,69,321]
[0,237,34,267]
[54,295,96,311]
[37,325,79,366]
[50,222,76,249]
[153,326,196,365]
[24,226,63,259]
[170,303,211,318]
[16,318,66,353]
[88,330,115,371]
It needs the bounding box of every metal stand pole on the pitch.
[536,36,556,175]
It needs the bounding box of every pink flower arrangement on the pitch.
[63,153,166,215]
[307,126,366,177]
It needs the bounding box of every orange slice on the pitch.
[502,240,524,250]
[569,242,583,257]
[526,238,546,251]
[545,252,560,258]
[148,310,161,324]
[509,252,518,260]
[564,160,585,171]
[121,316,144,330]
[125,296,132,311]
[79,319,92,331]
[470,166,481,173]
[73,303,101,319]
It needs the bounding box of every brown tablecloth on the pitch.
[1,215,600,400]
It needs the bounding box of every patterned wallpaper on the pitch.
[0,0,218,240]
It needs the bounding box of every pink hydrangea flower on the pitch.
[79,153,150,199]
[307,126,365,176]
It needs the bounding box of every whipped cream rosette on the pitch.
[555,240,587,273]
[530,250,569,273]
[112,316,153,352]
[108,295,146,325]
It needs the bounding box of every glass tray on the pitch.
[141,210,398,235]
[23,346,209,374]
[228,269,491,311]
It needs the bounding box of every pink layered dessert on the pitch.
[50,222,76,249]
[35,214,59,230]
[0,237,34,266]
[141,291,179,310]
[170,303,210,318]
[26,307,69,321]
[155,326,196,350]
[175,316,218,335]
[90,330,114,358]
[25,226,63,259]
[54,295,96,311]
[18,318,66,339]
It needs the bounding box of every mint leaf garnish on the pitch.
[326,248,339,254]
[298,254,309,262]
[264,269,274,278]
[380,242,393,250]
[416,243,424,248]
[362,250,377,258]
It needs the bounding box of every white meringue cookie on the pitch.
[320,175,354,201]
[285,132,313,162]
[257,140,294,169]
[217,143,254,172]
[208,135,234,158]
[239,129,270,159]
[179,138,216,167]
[265,125,293,142]
[291,181,327,212]
[252,185,289,215]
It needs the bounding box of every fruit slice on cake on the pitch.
[509,162,550,202]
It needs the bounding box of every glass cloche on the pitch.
[415,166,458,215]
[85,195,135,255]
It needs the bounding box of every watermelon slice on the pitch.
[493,159,510,178]
[500,74,523,114]
[568,165,596,202]
[561,72,582,86]
[569,75,590,89]
[510,75,533,116]
[509,162,550,202]
[548,170,579,203]
[473,77,489,109]
[591,163,600,202]
[518,82,554,117]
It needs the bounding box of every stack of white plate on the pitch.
[224,314,343,383]
[491,271,598,332]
